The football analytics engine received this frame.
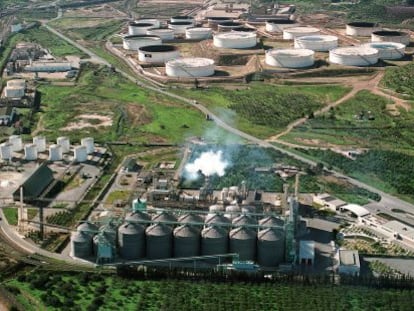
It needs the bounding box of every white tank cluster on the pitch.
[346,22,380,37]
[49,144,63,161]
[265,48,315,68]
[74,146,88,162]
[147,28,175,40]
[283,26,320,40]
[371,30,410,46]
[81,137,95,154]
[185,27,212,40]
[329,46,379,66]
[24,144,38,161]
[168,21,193,35]
[165,58,215,78]
[138,45,180,63]
[5,79,26,98]
[213,32,257,49]
[294,35,338,52]
[362,42,406,60]
[128,22,157,35]
[33,136,46,152]
[57,136,70,153]
[265,19,299,33]
[123,35,162,51]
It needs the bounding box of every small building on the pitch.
[25,61,72,72]
[337,249,360,276]
[122,158,140,173]
[299,240,315,265]
[313,193,347,212]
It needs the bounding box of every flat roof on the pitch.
[342,204,370,217]
[339,249,360,267]
[384,220,414,239]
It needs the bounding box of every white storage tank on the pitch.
[229,227,256,261]
[346,22,380,37]
[185,27,212,40]
[49,144,63,161]
[166,58,215,78]
[371,30,410,46]
[138,45,180,63]
[0,142,12,161]
[5,79,25,98]
[24,144,38,161]
[33,136,46,152]
[136,19,160,28]
[9,135,22,152]
[208,17,232,30]
[123,35,162,50]
[329,46,379,66]
[173,225,200,258]
[57,136,70,153]
[145,223,173,259]
[257,228,285,267]
[128,22,156,35]
[294,35,338,52]
[171,16,195,25]
[283,26,320,40]
[362,42,406,60]
[218,21,243,32]
[213,32,257,49]
[266,19,299,33]
[81,137,94,154]
[74,145,88,162]
[265,48,315,68]
[168,21,193,35]
[146,28,175,40]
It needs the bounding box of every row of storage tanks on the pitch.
[71,208,286,267]
[0,135,95,162]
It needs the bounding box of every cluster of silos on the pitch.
[70,222,98,259]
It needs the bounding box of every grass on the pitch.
[105,190,131,205]
[3,207,18,225]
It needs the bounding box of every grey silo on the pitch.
[118,222,146,260]
[173,225,200,257]
[178,213,204,227]
[229,227,257,261]
[125,211,151,226]
[259,216,285,228]
[146,223,173,259]
[152,211,177,226]
[201,225,228,258]
[257,228,285,267]
[232,214,257,227]
[77,221,98,237]
[71,231,93,259]
[205,213,231,228]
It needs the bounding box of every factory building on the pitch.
[337,249,360,276]
[313,193,347,212]
[25,61,72,72]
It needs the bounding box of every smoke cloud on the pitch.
[184,150,229,180]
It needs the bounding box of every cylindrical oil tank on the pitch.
[81,137,94,154]
[178,213,204,227]
[136,19,160,28]
[48,144,62,161]
[77,221,98,237]
[33,136,46,152]
[74,145,88,162]
[145,223,173,259]
[205,213,230,228]
[371,30,410,46]
[173,225,200,257]
[232,214,257,227]
[229,227,256,261]
[265,48,315,68]
[346,22,380,37]
[166,58,215,77]
[225,205,241,220]
[213,32,257,49]
[231,26,256,33]
[265,19,299,33]
[329,46,379,66]
[118,222,146,260]
[283,26,320,40]
[259,216,284,229]
[24,144,38,161]
[57,136,70,153]
[257,228,285,267]
[171,16,195,25]
[208,17,232,30]
[185,27,212,39]
[168,21,193,35]
[138,45,180,63]
[71,231,92,259]
[9,135,22,152]
[218,21,243,32]
[362,42,406,60]
[294,35,338,51]
[146,28,175,40]
[125,211,151,226]
[152,211,177,226]
[123,35,162,50]
[201,225,228,257]
[128,22,156,35]
[0,142,12,160]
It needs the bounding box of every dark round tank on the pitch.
[208,17,233,30]
[118,222,146,260]
[173,225,200,257]
[146,223,173,259]
[201,226,228,259]
[231,27,256,32]
[152,211,177,226]
[124,34,160,40]
[138,45,178,53]
[130,22,155,27]
[71,231,93,259]
[77,221,98,237]
[172,15,193,20]
[169,21,193,26]
[125,211,151,226]
[347,22,377,27]
[267,19,296,25]
[205,213,231,228]
[372,30,407,36]
[232,214,257,227]
[257,228,285,267]
[259,216,284,229]
[229,227,256,261]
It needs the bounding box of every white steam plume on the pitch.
[184,150,229,180]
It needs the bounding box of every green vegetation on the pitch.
[3,207,18,225]
[369,260,401,276]
[105,190,131,205]
[382,63,414,97]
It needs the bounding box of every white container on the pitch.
[128,22,156,35]
[213,32,257,49]
[168,22,193,35]
[329,46,379,66]
[138,45,180,63]
[123,35,162,50]
[49,144,63,161]
[146,28,175,40]
[265,48,315,68]
[371,30,410,46]
[57,136,70,153]
[294,35,338,52]
[33,136,46,152]
[166,58,215,77]
[74,145,88,162]
[0,142,12,160]
[9,135,22,152]
[346,22,380,37]
[24,144,38,161]
[283,26,320,40]
[81,137,94,154]
[185,27,212,40]
[265,19,299,33]
[362,42,406,60]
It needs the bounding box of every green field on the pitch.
[3,207,18,225]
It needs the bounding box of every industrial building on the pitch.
[313,193,347,212]
[25,61,72,72]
